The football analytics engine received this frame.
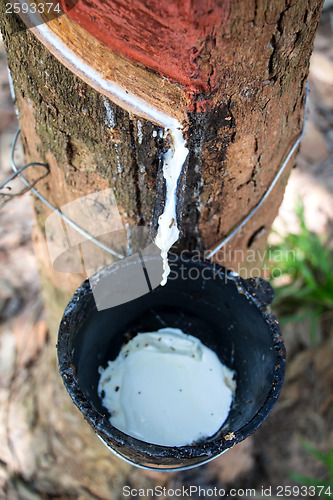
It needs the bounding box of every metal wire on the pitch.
[206,84,309,259]
[0,160,49,204]
[9,129,125,260]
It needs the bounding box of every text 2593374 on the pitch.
[5,2,60,15]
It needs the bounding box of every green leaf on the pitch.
[300,438,328,464]
[267,198,333,324]
[290,472,332,493]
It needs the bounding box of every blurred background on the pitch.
[0,2,332,499]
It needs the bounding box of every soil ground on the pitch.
[0,5,332,499]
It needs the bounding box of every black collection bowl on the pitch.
[57,256,285,470]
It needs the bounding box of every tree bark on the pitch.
[0,0,324,497]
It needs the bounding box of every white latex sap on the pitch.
[154,127,188,285]
[98,328,236,447]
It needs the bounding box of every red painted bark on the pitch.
[62,0,230,91]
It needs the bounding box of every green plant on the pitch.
[290,438,333,496]
[267,201,333,343]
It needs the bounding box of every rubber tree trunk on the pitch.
[0,0,323,497]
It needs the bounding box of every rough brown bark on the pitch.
[0,0,324,498]
[1,0,324,273]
